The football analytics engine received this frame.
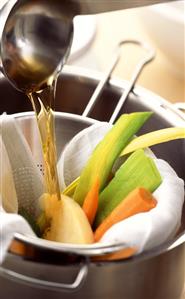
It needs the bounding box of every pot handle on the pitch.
[173,103,185,116]
[160,101,185,122]
[82,39,155,124]
[0,262,88,292]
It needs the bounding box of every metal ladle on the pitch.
[0,0,180,93]
[0,0,77,93]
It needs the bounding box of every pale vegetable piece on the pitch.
[0,136,18,213]
[41,194,94,244]
[121,127,185,156]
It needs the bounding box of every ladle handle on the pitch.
[0,262,88,292]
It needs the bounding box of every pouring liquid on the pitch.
[26,75,95,245]
[28,77,61,202]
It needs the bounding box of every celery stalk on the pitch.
[94,149,162,227]
[74,112,152,205]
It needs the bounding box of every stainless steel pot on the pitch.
[0,66,185,299]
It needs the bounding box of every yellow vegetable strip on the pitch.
[121,127,185,156]
[63,176,79,196]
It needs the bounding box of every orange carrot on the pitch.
[82,178,100,225]
[93,247,137,262]
[94,187,157,242]
[9,240,26,257]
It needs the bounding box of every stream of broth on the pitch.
[28,77,61,201]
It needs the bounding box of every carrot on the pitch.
[94,187,157,242]
[82,178,100,225]
[93,247,137,262]
[9,240,26,257]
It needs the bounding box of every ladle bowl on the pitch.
[0,0,75,92]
